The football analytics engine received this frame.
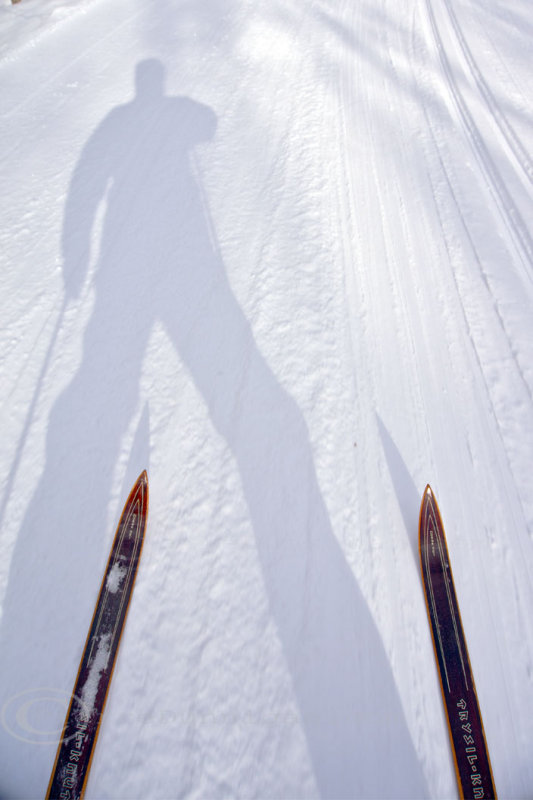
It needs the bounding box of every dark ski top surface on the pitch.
[419,485,496,800]
[47,471,149,800]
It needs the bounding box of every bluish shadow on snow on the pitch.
[121,402,150,501]
[376,413,421,564]
[0,61,427,798]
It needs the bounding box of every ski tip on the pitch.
[137,470,148,485]
[131,471,149,504]
[420,484,445,527]
[419,485,435,537]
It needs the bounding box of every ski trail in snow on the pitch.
[425,0,533,287]
[440,0,533,185]
[336,0,533,795]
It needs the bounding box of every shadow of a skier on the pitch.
[0,60,427,798]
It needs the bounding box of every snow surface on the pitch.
[1,0,532,797]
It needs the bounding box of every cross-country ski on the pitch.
[46,472,148,800]
[419,485,497,800]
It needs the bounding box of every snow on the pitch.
[106,561,127,595]
[0,0,532,797]
[79,633,111,725]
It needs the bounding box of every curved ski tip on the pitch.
[419,485,435,536]
[134,470,148,493]
[421,485,434,513]
[134,471,148,508]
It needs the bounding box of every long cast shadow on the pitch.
[377,413,421,564]
[0,60,427,798]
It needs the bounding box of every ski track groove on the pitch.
[372,5,532,791]
[416,1,533,537]
[470,7,532,119]
[425,0,533,290]
[423,103,533,509]
[411,11,533,788]
[421,142,530,784]
[418,1,533,541]
[442,0,533,185]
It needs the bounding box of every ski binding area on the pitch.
[1,0,533,797]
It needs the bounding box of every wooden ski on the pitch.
[419,484,496,799]
[46,471,149,800]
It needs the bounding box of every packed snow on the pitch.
[1,0,532,797]
[79,633,112,726]
[106,561,127,595]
